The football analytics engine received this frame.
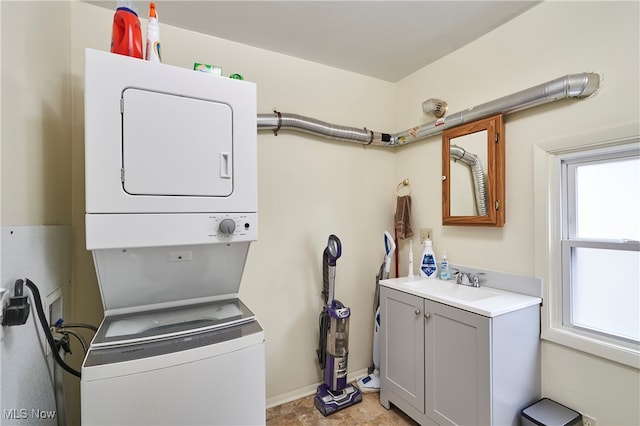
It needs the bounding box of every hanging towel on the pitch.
[394,195,413,239]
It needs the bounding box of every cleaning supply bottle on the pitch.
[419,240,438,279]
[408,240,414,277]
[439,252,451,280]
[111,0,143,59]
[145,2,162,63]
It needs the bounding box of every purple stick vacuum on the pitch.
[314,235,362,416]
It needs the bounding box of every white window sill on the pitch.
[542,326,640,369]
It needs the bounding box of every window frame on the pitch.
[534,127,640,369]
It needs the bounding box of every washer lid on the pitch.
[91,298,255,348]
[93,242,251,315]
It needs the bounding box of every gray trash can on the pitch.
[521,398,582,426]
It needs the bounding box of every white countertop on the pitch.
[380,276,542,317]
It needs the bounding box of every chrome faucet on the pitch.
[471,273,484,287]
[456,270,471,285]
[453,269,484,288]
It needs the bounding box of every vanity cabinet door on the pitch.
[380,287,425,413]
[424,300,491,426]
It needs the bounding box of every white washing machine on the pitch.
[81,49,264,425]
[82,298,265,425]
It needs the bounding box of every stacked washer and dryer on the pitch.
[81,49,264,425]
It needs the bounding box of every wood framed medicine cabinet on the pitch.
[442,114,505,227]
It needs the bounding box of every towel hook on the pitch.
[396,179,411,196]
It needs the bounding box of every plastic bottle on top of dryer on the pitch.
[111,0,143,59]
[145,2,162,63]
[419,240,438,279]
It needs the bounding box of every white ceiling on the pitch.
[89,1,540,82]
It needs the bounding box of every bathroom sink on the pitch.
[406,278,500,301]
[443,286,501,302]
[385,276,542,317]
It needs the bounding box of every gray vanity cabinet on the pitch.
[380,286,540,426]
[424,298,491,425]
[379,287,425,413]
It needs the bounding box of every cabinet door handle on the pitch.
[415,309,421,316]
[424,312,431,319]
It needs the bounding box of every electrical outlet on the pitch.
[582,414,597,426]
[419,228,432,244]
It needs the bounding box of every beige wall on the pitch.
[1,1,71,225]
[2,1,639,425]
[395,1,639,425]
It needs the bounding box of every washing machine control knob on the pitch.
[218,218,236,236]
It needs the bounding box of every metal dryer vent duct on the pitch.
[257,73,601,146]
[256,111,391,145]
[450,145,487,216]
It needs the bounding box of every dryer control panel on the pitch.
[86,213,258,250]
[213,215,253,239]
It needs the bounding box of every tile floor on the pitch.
[266,390,418,425]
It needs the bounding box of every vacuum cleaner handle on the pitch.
[326,235,341,304]
[326,234,342,266]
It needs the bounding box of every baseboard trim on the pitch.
[265,368,369,409]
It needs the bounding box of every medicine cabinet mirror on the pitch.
[442,114,505,227]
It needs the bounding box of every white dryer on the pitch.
[81,49,264,425]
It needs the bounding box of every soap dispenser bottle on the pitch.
[439,252,451,280]
[419,240,438,279]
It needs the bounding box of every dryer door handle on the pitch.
[220,152,232,179]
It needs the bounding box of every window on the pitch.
[560,147,640,346]
[535,132,640,368]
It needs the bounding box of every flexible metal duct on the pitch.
[257,111,392,145]
[392,73,600,145]
[256,73,601,146]
[450,145,487,216]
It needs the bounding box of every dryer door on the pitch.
[122,88,233,197]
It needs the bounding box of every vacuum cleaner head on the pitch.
[314,383,362,416]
